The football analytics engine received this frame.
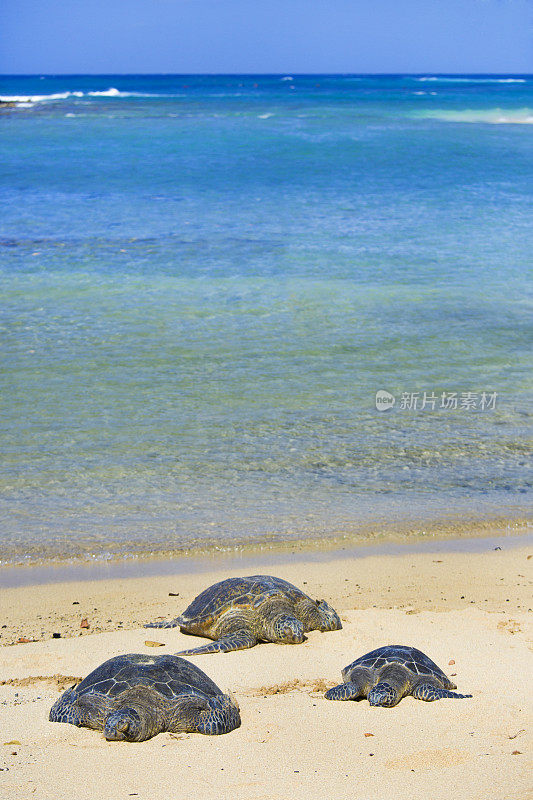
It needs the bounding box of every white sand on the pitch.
[0,539,531,800]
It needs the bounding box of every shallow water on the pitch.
[0,75,532,565]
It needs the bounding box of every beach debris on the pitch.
[144,640,165,647]
[364,733,374,737]
[80,618,90,629]
[52,633,61,639]
[508,730,525,740]
[1,675,81,690]
[147,575,342,655]
[494,546,502,551]
[497,619,521,634]
[16,637,36,644]
[3,741,21,746]
[448,659,455,665]
[49,653,241,741]
[72,601,79,605]
[511,750,522,755]
[168,592,179,597]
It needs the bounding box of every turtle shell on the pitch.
[344,645,453,686]
[69,654,223,701]
[178,575,308,628]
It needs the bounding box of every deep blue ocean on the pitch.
[0,74,531,564]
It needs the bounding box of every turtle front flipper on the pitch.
[49,688,83,725]
[144,617,181,629]
[325,682,364,701]
[50,689,112,729]
[412,683,472,702]
[175,631,258,655]
[325,668,372,701]
[195,694,241,735]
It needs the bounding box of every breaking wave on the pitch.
[414,107,533,124]
[0,91,84,103]
[0,88,160,106]
[413,76,527,84]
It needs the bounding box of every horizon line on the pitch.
[1,71,532,78]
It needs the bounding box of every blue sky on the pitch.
[1,0,531,74]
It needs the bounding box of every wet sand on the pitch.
[0,535,531,799]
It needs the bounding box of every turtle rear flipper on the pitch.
[145,618,180,629]
[175,631,257,655]
[412,683,473,701]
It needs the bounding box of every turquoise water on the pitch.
[0,75,531,564]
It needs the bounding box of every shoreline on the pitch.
[0,527,531,647]
[0,513,530,587]
[0,525,530,591]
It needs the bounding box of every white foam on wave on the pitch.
[281,76,294,81]
[0,91,83,103]
[89,89,164,98]
[414,76,527,84]
[87,87,123,97]
[0,87,164,106]
[258,112,274,119]
[414,107,533,124]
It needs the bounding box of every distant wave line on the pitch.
[414,107,533,124]
[0,88,167,105]
[413,77,527,84]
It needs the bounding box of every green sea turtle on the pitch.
[49,653,241,741]
[325,645,472,706]
[145,575,342,654]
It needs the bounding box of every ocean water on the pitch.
[0,74,531,565]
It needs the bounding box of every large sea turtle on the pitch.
[145,575,342,654]
[49,653,241,741]
[325,645,472,706]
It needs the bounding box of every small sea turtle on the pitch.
[325,645,472,706]
[49,653,241,741]
[145,575,342,654]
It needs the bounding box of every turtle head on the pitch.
[272,613,305,643]
[104,708,143,742]
[196,693,241,736]
[316,599,342,631]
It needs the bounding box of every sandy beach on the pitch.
[0,534,531,800]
